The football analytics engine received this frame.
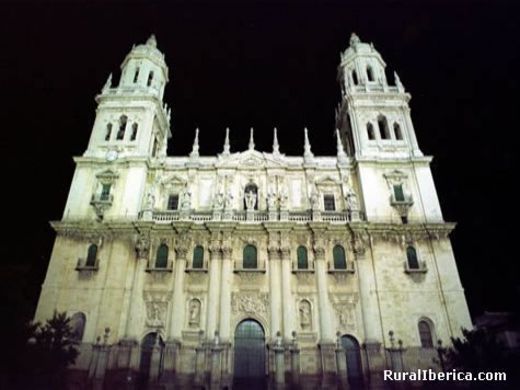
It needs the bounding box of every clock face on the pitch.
[106,150,118,161]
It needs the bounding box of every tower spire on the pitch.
[304,127,314,161]
[336,129,347,163]
[273,127,280,155]
[248,127,255,150]
[190,128,200,158]
[223,127,230,155]
[146,34,157,48]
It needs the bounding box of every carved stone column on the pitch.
[219,244,233,386]
[119,234,149,376]
[313,241,336,384]
[357,236,385,387]
[125,235,150,340]
[210,335,224,390]
[206,242,222,341]
[280,246,294,341]
[268,245,282,341]
[169,246,187,340]
[219,245,233,342]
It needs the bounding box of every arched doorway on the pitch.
[137,332,164,389]
[341,335,363,386]
[233,319,266,388]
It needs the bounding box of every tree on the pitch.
[442,328,519,388]
[23,311,79,389]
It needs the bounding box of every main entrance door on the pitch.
[341,335,363,386]
[233,320,266,388]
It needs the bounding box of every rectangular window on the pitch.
[100,184,111,201]
[323,194,336,211]
[167,195,179,210]
[393,185,405,202]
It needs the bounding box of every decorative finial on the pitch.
[394,71,404,92]
[273,127,280,155]
[336,129,347,162]
[102,73,112,93]
[190,128,200,158]
[222,127,230,155]
[146,34,157,48]
[350,32,361,47]
[304,127,314,160]
[248,127,255,150]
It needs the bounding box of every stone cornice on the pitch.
[52,219,456,241]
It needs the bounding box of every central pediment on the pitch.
[216,149,286,168]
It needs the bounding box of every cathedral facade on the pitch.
[34,34,472,389]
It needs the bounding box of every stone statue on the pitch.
[299,301,312,331]
[188,299,201,327]
[279,189,288,209]
[345,187,359,211]
[181,189,191,210]
[310,192,319,211]
[244,190,257,211]
[214,192,224,209]
[135,234,150,259]
[145,191,155,210]
[267,192,277,210]
[350,32,361,47]
[225,190,234,209]
[275,331,283,347]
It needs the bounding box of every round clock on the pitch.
[106,149,118,162]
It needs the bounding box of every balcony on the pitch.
[76,257,99,272]
[404,260,427,274]
[149,209,362,224]
[390,194,413,208]
[328,261,355,274]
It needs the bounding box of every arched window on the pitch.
[367,123,375,140]
[297,246,308,269]
[243,183,258,210]
[117,115,127,140]
[155,244,169,268]
[105,123,112,141]
[133,68,140,83]
[378,116,390,139]
[193,246,204,269]
[333,245,347,269]
[418,320,434,348]
[243,245,257,269]
[407,246,419,269]
[70,312,86,341]
[147,71,154,87]
[367,66,374,82]
[394,123,403,140]
[86,244,98,267]
[352,70,358,85]
[130,123,138,141]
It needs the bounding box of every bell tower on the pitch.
[63,35,171,221]
[84,35,171,161]
[336,33,422,159]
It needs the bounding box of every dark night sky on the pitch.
[1,0,518,321]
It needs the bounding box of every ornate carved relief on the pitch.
[135,233,150,259]
[143,290,170,328]
[231,292,269,316]
[331,293,359,331]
